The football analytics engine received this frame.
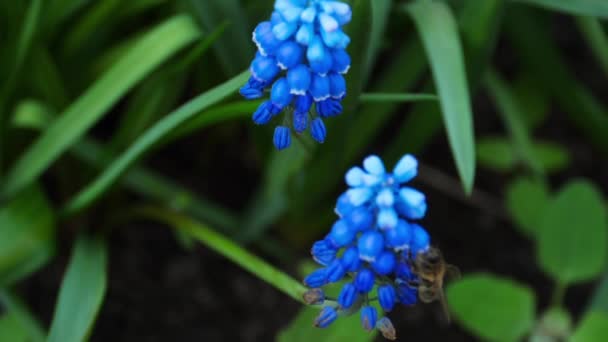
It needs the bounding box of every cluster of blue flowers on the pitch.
[239,0,352,150]
[302,154,431,340]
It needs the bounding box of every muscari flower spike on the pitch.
[302,154,431,340]
[240,0,352,150]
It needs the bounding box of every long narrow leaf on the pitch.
[47,236,108,342]
[0,290,45,342]
[62,71,249,215]
[407,1,476,194]
[2,15,200,197]
[138,207,308,302]
[514,0,608,18]
[576,17,608,77]
[485,70,543,176]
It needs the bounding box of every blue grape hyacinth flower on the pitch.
[302,154,431,340]
[240,0,352,150]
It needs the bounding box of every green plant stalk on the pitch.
[137,207,308,303]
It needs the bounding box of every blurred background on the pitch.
[1,0,608,341]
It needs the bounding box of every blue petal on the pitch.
[335,192,355,217]
[295,23,314,45]
[360,306,378,332]
[397,187,427,219]
[354,268,375,293]
[311,239,336,266]
[309,73,330,101]
[253,21,282,56]
[363,155,385,175]
[338,283,358,309]
[396,279,418,305]
[270,78,293,108]
[276,41,304,70]
[340,246,361,272]
[325,2,352,25]
[345,166,365,187]
[410,224,430,255]
[250,54,280,82]
[331,49,351,74]
[294,93,313,114]
[393,154,418,183]
[384,220,411,251]
[252,101,274,125]
[310,117,327,143]
[377,208,398,230]
[321,28,350,49]
[300,6,317,23]
[304,268,327,288]
[287,64,311,95]
[327,219,356,248]
[319,12,339,32]
[372,251,396,276]
[328,72,346,99]
[293,110,308,134]
[326,259,346,283]
[378,285,397,312]
[358,230,384,262]
[273,126,292,150]
[314,307,338,328]
[272,21,298,40]
[375,188,394,207]
[346,187,373,206]
[307,36,333,75]
[316,98,343,117]
[346,206,373,231]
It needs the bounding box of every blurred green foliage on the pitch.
[0,0,607,341]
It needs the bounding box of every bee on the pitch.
[410,247,460,323]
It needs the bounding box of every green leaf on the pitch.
[62,71,249,215]
[447,274,536,342]
[277,307,375,342]
[506,10,608,154]
[363,0,393,84]
[485,70,543,175]
[187,0,251,75]
[514,0,608,18]
[477,137,570,173]
[359,93,438,103]
[506,177,550,238]
[407,0,476,194]
[576,17,608,78]
[533,142,570,173]
[0,186,55,286]
[590,273,608,315]
[476,137,518,171]
[138,207,308,302]
[571,312,608,342]
[0,314,28,342]
[0,290,46,342]
[47,235,108,342]
[511,74,549,130]
[538,180,608,285]
[2,15,201,197]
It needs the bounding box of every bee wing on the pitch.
[418,286,438,303]
[445,264,461,281]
